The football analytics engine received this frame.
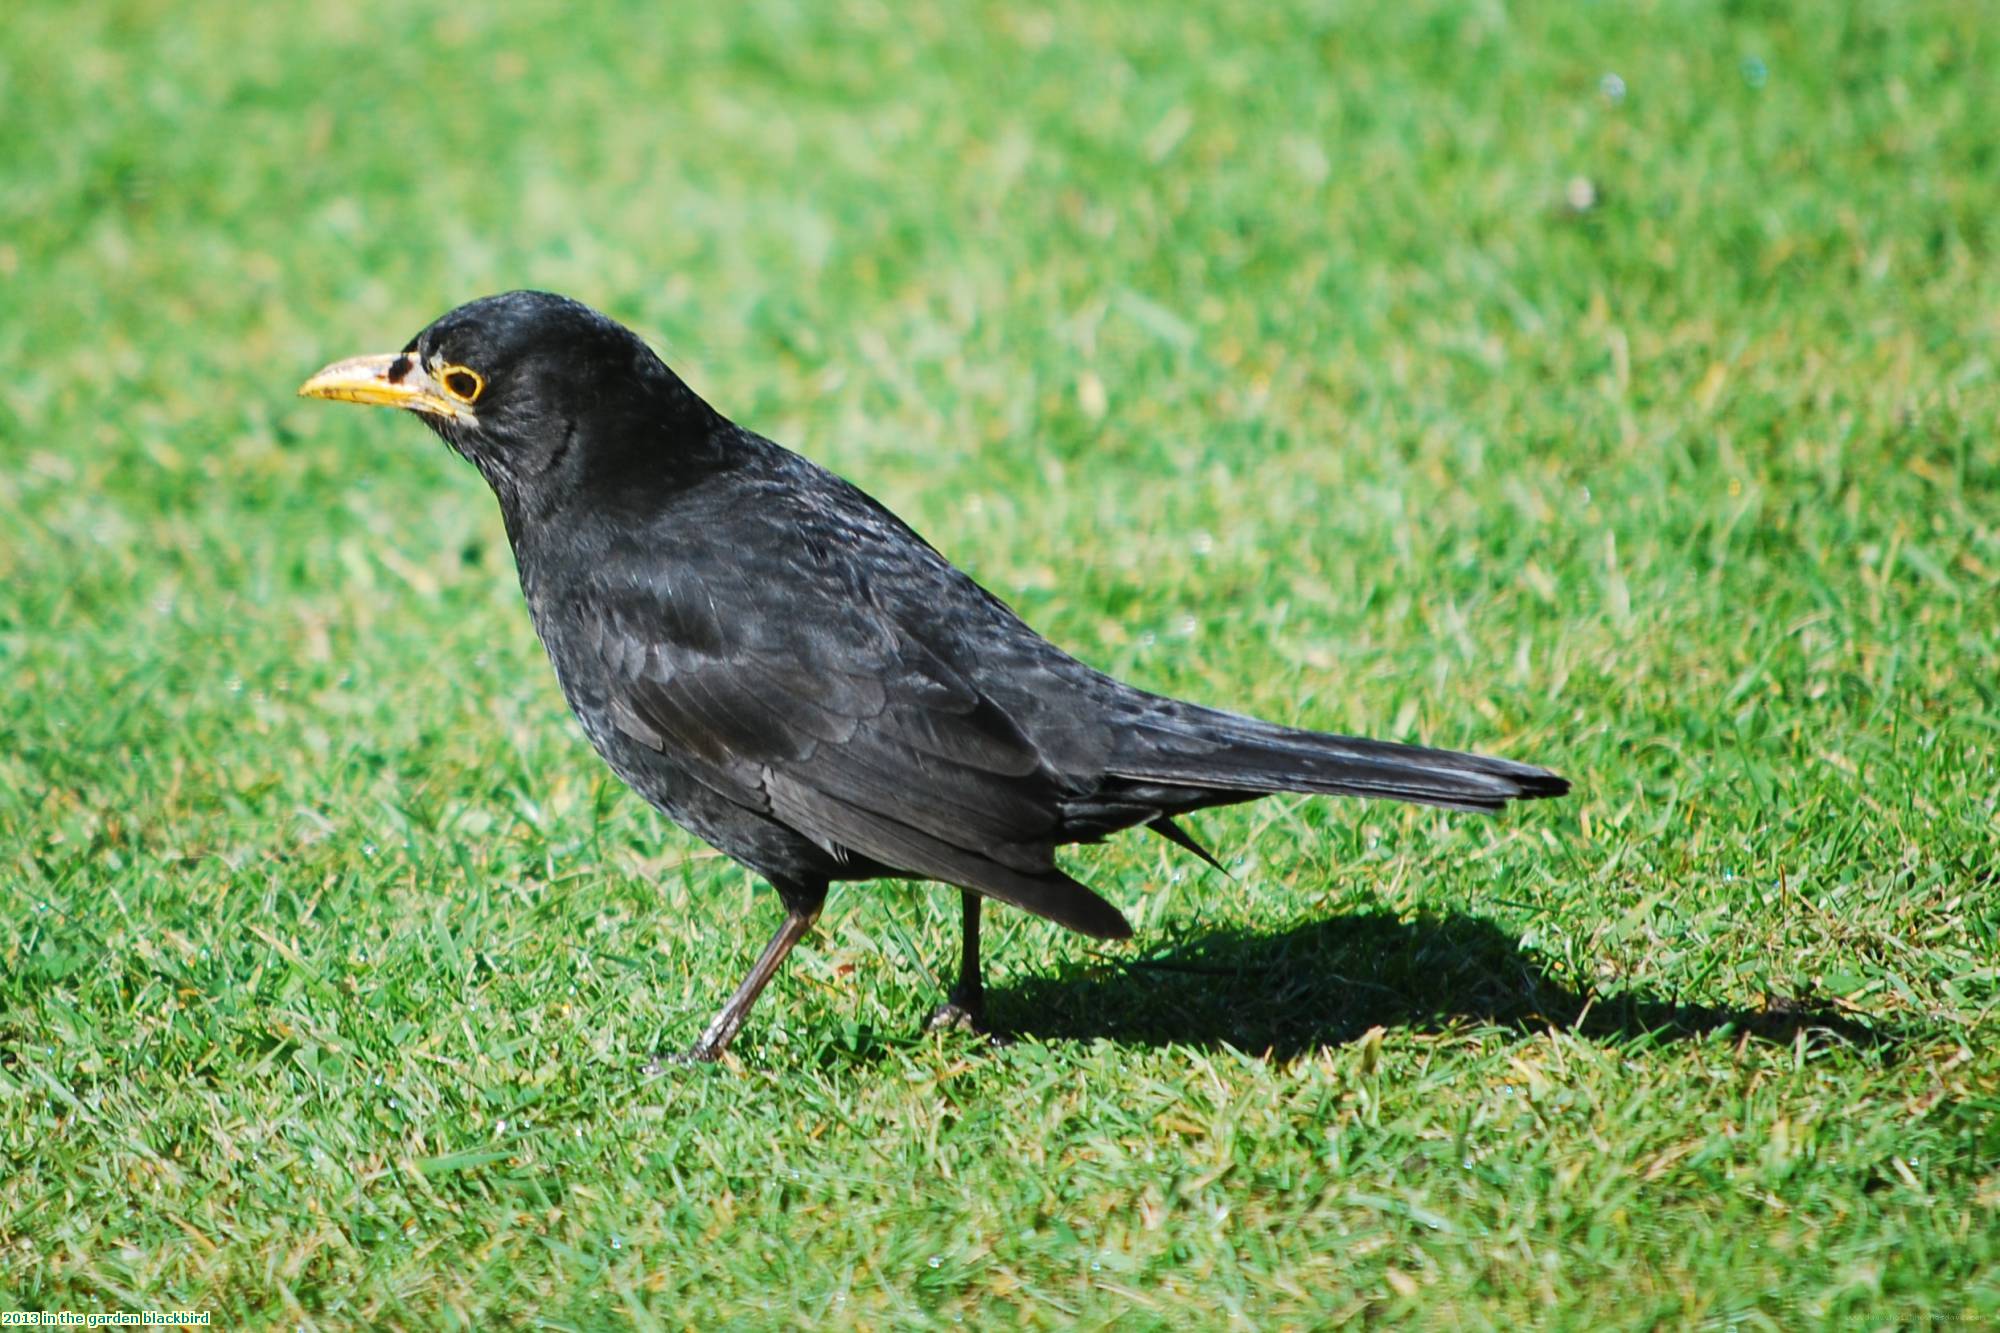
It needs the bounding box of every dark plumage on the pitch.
[300,291,1569,1061]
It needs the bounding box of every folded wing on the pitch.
[584,528,1133,939]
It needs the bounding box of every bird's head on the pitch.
[299,291,713,502]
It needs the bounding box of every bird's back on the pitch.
[506,421,1561,939]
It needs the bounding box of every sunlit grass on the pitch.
[2,0,1997,1325]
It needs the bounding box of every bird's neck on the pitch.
[488,409,751,556]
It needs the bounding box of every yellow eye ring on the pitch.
[436,363,484,403]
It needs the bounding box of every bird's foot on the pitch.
[644,1043,725,1074]
[925,993,1010,1046]
[925,999,984,1032]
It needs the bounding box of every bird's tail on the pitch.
[1107,695,1569,814]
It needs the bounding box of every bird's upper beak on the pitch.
[297,353,475,422]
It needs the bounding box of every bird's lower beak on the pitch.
[297,352,474,422]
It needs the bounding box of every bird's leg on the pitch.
[671,896,821,1065]
[926,890,987,1033]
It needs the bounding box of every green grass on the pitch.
[3,0,1998,1325]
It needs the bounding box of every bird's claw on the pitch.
[645,1044,724,1074]
[925,1000,983,1032]
[925,997,1010,1046]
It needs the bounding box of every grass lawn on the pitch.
[4,0,1998,1325]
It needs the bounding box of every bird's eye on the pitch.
[437,364,484,403]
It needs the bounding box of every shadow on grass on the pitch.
[987,910,1897,1060]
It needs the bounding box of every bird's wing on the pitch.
[581,519,1130,938]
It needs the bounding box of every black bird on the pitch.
[300,291,1568,1061]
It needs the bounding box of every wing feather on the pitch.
[584,527,1129,937]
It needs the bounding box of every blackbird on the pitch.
[300,291,1568,1061]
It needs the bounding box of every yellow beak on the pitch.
[297,352,475,422]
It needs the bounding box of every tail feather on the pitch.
[1145,815,1231,872]
[962,862,1133,939]
[1110,700,1569,814]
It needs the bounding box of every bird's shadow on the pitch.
[984,910,1896,1060]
